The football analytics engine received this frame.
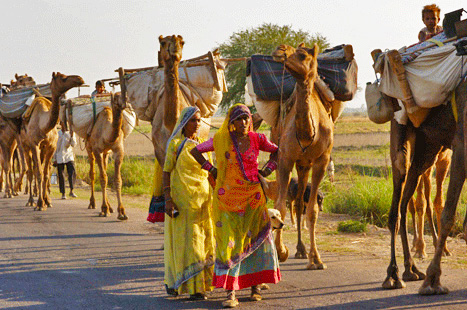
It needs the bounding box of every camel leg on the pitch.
[0,168,3,192]
[408,197,418,252]
[42,150,53,208]
[422,170,439,256]
[304,155,328,270]
[399,130,446,284]
[31,146,45,211]
[420,143,464,295]
[383,122,410,289]
[295,165,310,259]
[87,149,96,209]
[434,152,452,256]
[1,161,12,198]
[103,152,113,214]
[95,152,111,217]
[25,152,35,206]
[287,200,296,228]
[413,171,429,259]
[114,150,127,221]
[274,158,293,263]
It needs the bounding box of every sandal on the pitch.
[222,290,239,308]
[189,293,207,300]
[250,285,262,301]
[165,284,178,297]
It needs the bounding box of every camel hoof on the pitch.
[443,249,452,257]
[402,270,425,282]
[278,246,289,262]
[258,283,270,290]
[117,214,128,221]
[295,251,308,259]
[109,207,114,214]
[306,262,327,270]
[413,251,427,259]
[88,205,96,209]
[34,206,47,211]
[419,284,449,295]
[99,212,109,217]
[382,276,406,289]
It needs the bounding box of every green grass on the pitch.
[74,155,154,196]
[337,220,367,233]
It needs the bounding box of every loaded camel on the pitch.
[409,147,452,259]
[0,115,21,198]
[372,49,460,290]
[84,92,129,220]
[271,43,334,269]
[21,72,84,210]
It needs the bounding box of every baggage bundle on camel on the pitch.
[0,82,51,119]
[60,94,136,139]
[245,44,357,126]
[120,50,227,122]
[367,9,467,127]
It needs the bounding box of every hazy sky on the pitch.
[1,0,464,108]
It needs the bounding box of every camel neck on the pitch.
[163,61,181,132]
[294,79,316,142]
[109,105,123,144]
[44,91,62,133]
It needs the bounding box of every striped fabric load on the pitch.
[0,84,51,118]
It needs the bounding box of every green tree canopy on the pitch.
[218,23,330,110]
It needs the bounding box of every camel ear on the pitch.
[52,72,56,79]
[15,73,18,79]
[158,35,164,43]
[298,43,306,48]
[312,43,319,57]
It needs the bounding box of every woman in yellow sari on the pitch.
[163,106,215,300]
[191,104,281,308]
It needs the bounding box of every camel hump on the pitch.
[23,97,51,122]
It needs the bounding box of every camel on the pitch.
[419,78,467,295]
[409,147,452,259]
[375,49,460,290]
[0,115,21,198]
[271,43,334,269]
[21,72,84,210]
[85,92,129,220]
[151,35,197,165]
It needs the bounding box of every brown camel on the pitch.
[21,72,84,210]
[152,35,188,165]
[271,43,334,269]
[419,78,467,295]
[409,147,452,259]
[377,49,459,290]
[0,115,21,198]
[85,92,129,220]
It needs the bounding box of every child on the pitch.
[418,4,443,42]
[54,121,77,199]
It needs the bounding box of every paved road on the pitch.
[1,195,467,309]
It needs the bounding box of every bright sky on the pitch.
[1,0,465,109]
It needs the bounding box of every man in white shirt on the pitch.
[54,121,77,199]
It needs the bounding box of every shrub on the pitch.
[337,220,367,233]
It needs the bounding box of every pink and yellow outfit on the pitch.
[195,104,281,290]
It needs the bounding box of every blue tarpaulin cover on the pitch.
[247,45,358,101]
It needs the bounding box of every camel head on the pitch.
[50,72,84,96]
[110,92,126,111]
[272,43,319,82]
[158,35,184,65]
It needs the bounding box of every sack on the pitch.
[365,81,394,124]
[147,195,165,223]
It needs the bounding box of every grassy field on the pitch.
[70,113,467,235]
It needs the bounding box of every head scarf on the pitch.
[213,104,253,190]
[165,106,200,152]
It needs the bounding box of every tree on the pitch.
[218,23,330,110]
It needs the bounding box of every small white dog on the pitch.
[268,208,285,230]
